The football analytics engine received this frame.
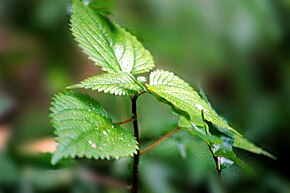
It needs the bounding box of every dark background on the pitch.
[1,0,290,193]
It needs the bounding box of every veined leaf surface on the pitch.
[67,72,144,95]
[147,70,274,159]
[71,0,154,74]
[50,92,138,165]
[147,70,239,135]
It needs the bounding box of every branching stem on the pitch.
[114,117,136,125]
[141,127,180,155]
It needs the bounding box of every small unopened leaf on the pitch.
[214,147,252,173]
[211,136,235,170]
[67,72,144,95]
[71,0,154,74]
[50,92,138,165]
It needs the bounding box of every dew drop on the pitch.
[137,76,147,83]
[103,131,108,136]
[195,104,203,110]
[91,143,96,148]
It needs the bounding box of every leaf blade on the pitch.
[67,72,144,95]
[147,70,274,159]
[198,84,276,159]
[71,0,154,74]
[50,91,138,165]
[148,70,238,135]
[233,134,276,159]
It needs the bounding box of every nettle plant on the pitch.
[50,0,275,192]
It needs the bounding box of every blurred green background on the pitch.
[1,0,290,192]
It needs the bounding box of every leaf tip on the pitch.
[66,84,82,89]
[262,150,277,160]
[51,154,60,165]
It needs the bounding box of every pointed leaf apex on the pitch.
[66,84,82,89]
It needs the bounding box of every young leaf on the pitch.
[67,72,144,95]
[71,0,154,74]
[147,70,239,136]
[50,91,138,165]
[212,136,253,173]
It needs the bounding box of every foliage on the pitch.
[49,0,274,187]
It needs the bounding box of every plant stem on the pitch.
[115,117,136,125]
[140,127,180,155]
[131,95,140,193]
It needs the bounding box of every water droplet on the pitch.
[195,104,203,110]
[103,131,108,136]
[212,145,219,153]
[91,143,96,148]
[88,140,93,145]
[137,76,147,83]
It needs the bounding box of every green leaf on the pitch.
[233,134,276,159]
[71,0,154,74]
[147,70,274,159]
[67,72,144,95]
[198,85,276,159]
[147,70,239,136]
[146,87,221,145]
[50,91,138,165]
[214,149,253,174]
[211,136,252,172]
